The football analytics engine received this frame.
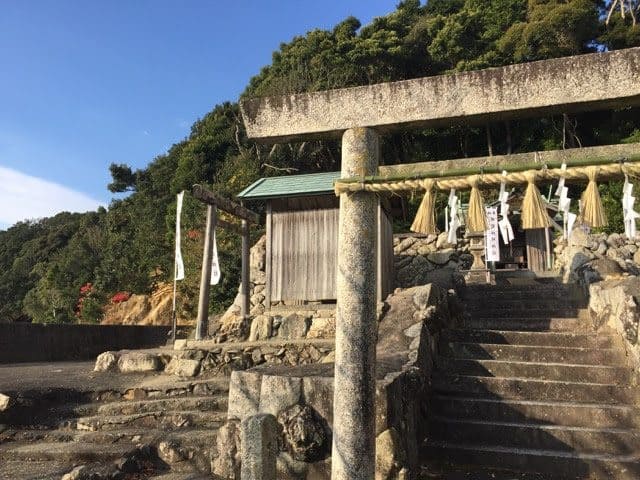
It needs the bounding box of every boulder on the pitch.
[249,315,272,341]
[376,428,407,480]
[165,358,201,377]
[211,421,242,480]
[0,393,11,412]
[94,351,119,372]
[250,235,267,272]
[277,314,310,340]
[117,352,160,373]
[61,466,88,480]
[427,252,455,266]
[435,232,453,249]
[158,440,188,465]
[278,404,330,463]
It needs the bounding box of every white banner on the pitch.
[485,206,500,262]
[174,191,185,281]
[210,228,221,285]
[447,189,461,244]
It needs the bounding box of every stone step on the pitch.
[459,317,588,332]
[75,410,226,432]
[437,358,635,384]
[0,460,73,480]
[441,329,616,348]
[439,342,627,366]
[463,298,581,313]
[422,441,640,480]
[429,417,640,455]
[431,396,640,429]
[432,374,639,404]
[3,441,135,463]
[419,463,565,480]
[149,473,212,480]
[464,308,584,318]
[96,395,227,416]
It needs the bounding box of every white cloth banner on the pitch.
[174,191,185,281]
[498,171,514,245]
[485,207,500,262]
[210,229,221,285]
[447,189,461,244]
[623,176,639,239]
[555,163,567,197]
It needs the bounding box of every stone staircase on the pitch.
[0,374,229,480]
[422,281,640,479]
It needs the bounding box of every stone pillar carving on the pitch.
[241,414,278,480]
[332,127,379,480]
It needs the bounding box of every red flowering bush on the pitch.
[187,229,200,240]
[111,291,131,304]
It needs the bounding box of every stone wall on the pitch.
[215,283,454,480]
[555,229,640,375]
[394,233,472,290]
[0,324,170,364]
[95,340,335,378]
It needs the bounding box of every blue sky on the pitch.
[0,0,399,229]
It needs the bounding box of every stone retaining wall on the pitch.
[0,324,170,364]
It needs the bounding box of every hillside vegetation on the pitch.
[1,0,639,324]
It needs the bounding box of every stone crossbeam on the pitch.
[241,48,640,143]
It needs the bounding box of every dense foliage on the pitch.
[1,0,639,323]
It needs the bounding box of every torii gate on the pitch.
[240,47,640,480]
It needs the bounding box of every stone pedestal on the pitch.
[464,231,493,285]
[332,127,379,480]
[241,414,278,480]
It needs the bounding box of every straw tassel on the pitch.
[521,171,552,229]
[581,166,608,228]
[411,179,437,234]
[467,175,487,232]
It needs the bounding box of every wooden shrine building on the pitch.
[238,172,394,308]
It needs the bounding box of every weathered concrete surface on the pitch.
[332,127,379,480]
[0,324,169,364]
[241,48,640,142]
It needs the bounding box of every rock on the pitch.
[633,249,640,265]
[62,466,88,480]
[0,393,11,412]
[117,352,160,373]
[277,314,310,340]
[393,237,417,254]
[251,270,267,286]
[115,454,140,474]
[211,421,242,480]
[458,253,473,270]
[278,404,330,463]
[306,317,336,339]
[607,232,623,248]
[596,241,608,256]
[591,258,625,279]
[376,428,407,480]
[569,228,590,248]
[250,293,266,306]
[94,351,119,372]
[250,304,266,317]
[250,235,266,271]
[158,440,187,464]
[403,322,422,338]
[249,315,272,341]
[589,278,640,342]
[321,351,335,363]
[427,252,455,266]
[435,232,452,249]
[165,358,201,377]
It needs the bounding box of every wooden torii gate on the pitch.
[239,47,640,480]
[191,184,259,340]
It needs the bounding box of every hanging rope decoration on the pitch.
[410,179,436,234]
[521,171,552,229]
[581,166,608,228]
[466,175,487,232]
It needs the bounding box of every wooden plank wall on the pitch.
[525,228,549,273]
[378,205,395,301]
[270,207,339,302]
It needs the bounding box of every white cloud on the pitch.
[0,166,105,227]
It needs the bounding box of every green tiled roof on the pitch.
[237,171,341,200]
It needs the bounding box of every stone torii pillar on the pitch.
[332,127,379,480]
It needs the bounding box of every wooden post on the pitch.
[241,219,250,320]
[196,204,216,340]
